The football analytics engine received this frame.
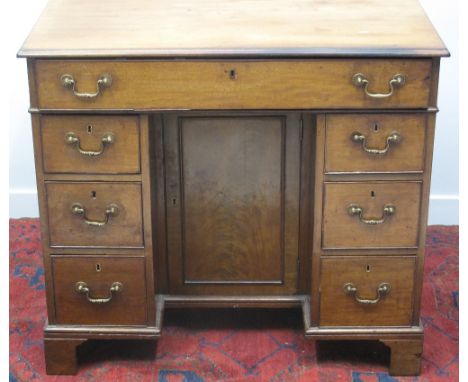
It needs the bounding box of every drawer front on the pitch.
[322,182,421,249]
[46,182,143,247]
[41,115,140,174]
[34,59,432,109]
[52,256,147,325]
[319,257,415,326]
[325,114,426,173]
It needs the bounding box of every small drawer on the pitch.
[51,256,147,325]
[320,257,415,326]
[46,182,143,247]
[33,59,432,109]
[322,182,421,249]
[41,115,140,174]
[325,114,427,174]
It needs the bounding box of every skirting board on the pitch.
[427,194,459,225]
[9,189,39,218]
[9,189,459,225]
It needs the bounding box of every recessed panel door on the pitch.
[163,114,302,295]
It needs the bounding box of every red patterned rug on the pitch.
[9,219,458,382]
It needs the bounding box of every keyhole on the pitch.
[373,123,379,132]
[172,198,177,205]
[370,190,376,198]
[87,125,93,134]
[229,69,237,80]
[96,263,101,272]
[366,264,371,272]
[91,190,97,199]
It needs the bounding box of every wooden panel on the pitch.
[18,0,448,58]
[41,115,140,174]
[52,256,147,325]
[44,338,86,375]
[382,339,424,376]
[46,182,143,247]
[322,182,421,249]
[320,257,415,326]
[164,114,300,294]
[325,114,426,173]
[33,59,432,109]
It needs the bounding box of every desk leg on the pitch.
[381,338,423,376]
[44,338,86,375]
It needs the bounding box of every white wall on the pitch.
[420,0,460,224]
[9,0,48,218]
[8,0,459,224]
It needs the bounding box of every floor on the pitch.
[9,220,459,381]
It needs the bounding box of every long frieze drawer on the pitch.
[322,182,421,249]
[46,182,144,248]
[41,115,141,174]
[33,59,432,109]
[319,257,415,327]
[325,114,427,174]
[51,256,147,325]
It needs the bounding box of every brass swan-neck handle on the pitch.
[348,204,396,225]
[351,131,401,155]
[343,282,391,305]
[352,73,406,99]
[75,281,123,304]
[65,132,115,156]
[61,73,112,100]
[71,203,119,227]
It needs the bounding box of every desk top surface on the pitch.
[18,0,448,58]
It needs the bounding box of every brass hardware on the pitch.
[74,281,123,304]
[71,203,119,227]
[60,73,112,99]
[343,282,391,305]
[351,131,401,155]
[348,204,396,225]
[65,132,115,156]
[352,73,406,98]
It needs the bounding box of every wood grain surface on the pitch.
[325,114,427,174]
[32,59,433,109]
[322,181,421,249]
[163,114,300,295]
[319,256,415,326]
[46,182,144,247]
[41,115,141,174]
[51,256,147,325]
[18,0,448,57]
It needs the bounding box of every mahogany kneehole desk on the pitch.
[18,0,449,376]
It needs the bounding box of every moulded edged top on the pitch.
[18,0,449,58]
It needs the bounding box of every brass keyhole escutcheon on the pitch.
[96,263,102,272]
[366,264,371,272]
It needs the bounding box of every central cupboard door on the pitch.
[163,114,302,295]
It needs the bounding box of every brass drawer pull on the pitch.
[65,132,115,156]
[75,281,123,304]
[351,131,401,155]
[60,73,112,99]
[348,204,396,225]
[71,203,119,227]
[343,282,391,305]
[352,73,406,98]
